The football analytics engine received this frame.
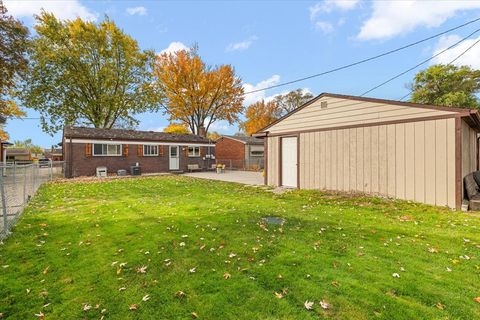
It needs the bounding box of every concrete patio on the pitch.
[183,170,264,185]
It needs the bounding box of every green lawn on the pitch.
[0,176,479,319]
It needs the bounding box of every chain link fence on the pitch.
[0,161,65,239]
[215,158,264,171]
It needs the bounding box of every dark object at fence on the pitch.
[130,166,141,176]
[464,172,480,211]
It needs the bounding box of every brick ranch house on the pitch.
[63,126,215,178]
[215,135,264,170]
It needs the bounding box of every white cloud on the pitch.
[209,120,233,133]
[226,36,258,52]
[314,21,334,34]
[148,126,165,132]
[4,0,97,21]
[309,0,359,20]
[431,34,480,69]
[242,75,281,106]
[309,0,359,34]
[160,41,189,55]
[358,1,480,41]
[126,6,147,16]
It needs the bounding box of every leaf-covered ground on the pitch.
[0,176,479,319]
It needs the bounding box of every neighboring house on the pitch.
[215,135,264,170]
[63,126,215,178]
[0,141,13,163]
[44,147,63,161]
[255,92,480,210]
[5,148,32,163]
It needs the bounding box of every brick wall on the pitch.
[215,137,245,169]
[64,142,215,178]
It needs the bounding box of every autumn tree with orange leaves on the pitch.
[163,122,190,134]
[240,100,281,136]
[154,47,244,136]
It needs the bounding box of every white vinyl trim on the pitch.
[67,138,215,147]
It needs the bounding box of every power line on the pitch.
[399,35,480,101]
[242,16,480,95]
[360,28,480,97]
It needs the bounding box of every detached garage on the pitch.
[255,93,480,209]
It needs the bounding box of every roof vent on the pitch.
[320,101,328,109]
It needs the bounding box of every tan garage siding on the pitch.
[266,136,279,186]
[268,96,457,134]
[462,120,478,199]
[298,118,457,208]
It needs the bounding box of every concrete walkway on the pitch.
[183,170,264,185]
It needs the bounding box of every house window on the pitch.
[250,150,264,157]
[143,145,158,156]
[250,146,264,157]
[93,144,122,156]
[188,146,200,157]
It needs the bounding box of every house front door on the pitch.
[169,146,179,170]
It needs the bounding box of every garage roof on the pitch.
[255,93,480,136]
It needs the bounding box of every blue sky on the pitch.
[4,0,480,147]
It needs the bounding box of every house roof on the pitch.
[5,148,31,156]
[254,92,480,136]
[45,148,62,156]
[220,135,264,145]
[63,126,213,144]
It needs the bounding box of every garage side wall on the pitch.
[462,119,478,199]
[298,118,457,208]
[266,136,279,186]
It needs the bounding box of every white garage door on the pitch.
[281,137,297,188]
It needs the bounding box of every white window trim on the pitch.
[143,145,159,156]
[92,143,123,157]
[188,146,201,157]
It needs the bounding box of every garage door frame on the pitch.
[279,135,299,188]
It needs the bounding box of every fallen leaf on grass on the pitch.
[319,300,330,309]
[83,304,92,311]
[175,291,186,298]
[129,304,137,311]
[304,300,314,310]
[34,312,45,319]
[136,266,147,274]
[392,273,400,278]
[42,266,49,275]
[274,292,284,299]
[142,294,150,302]
[436,302,445,310]
[474,297,480,303]
[191,312,198,318]
[223,272,231,279]
[189,267,196,273]
[331,281,339,287]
